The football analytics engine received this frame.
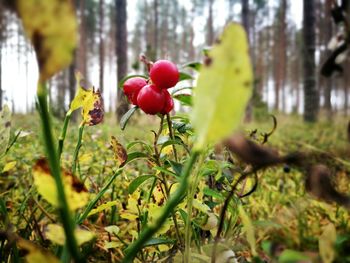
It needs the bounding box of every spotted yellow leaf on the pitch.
[110,136,127,167]
[32,158,89,210]
[192,23,253,149]
[45,224,95,246]
[69,71,104,126]
[16,0,76,82]
[17,237,59,263]
[0,105,11,157]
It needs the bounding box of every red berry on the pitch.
[123,77,148,105]
[137,84,166,114]
[150,60,179,89]
[161,90,174,114]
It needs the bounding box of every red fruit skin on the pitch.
[137,84,166,114]
[123,77,148,105]
[150,60,179,89]
[161,90,174,114]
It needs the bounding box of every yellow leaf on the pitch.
[3,161,16,172]
[17,238,59,263]
[192,23,253,149]
[69,71,104,126]
[45,224,95,246]
[87,201,118,217]
[192,199,211,214]
[319,223,336,263]
[32,158,89,210]
[110,136,127,167]
[0,105,11,157]
[16,0,77,82]
[239,205,257,256]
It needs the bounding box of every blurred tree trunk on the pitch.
[78,0,88,78]
[207,0,214,45]
[242,0,252,121]
[303,0,318,122]
[116,0,129,120]
[323,0,333,119]
[99,0,105,93]
[279,0,287,112]
[153,0,158,59]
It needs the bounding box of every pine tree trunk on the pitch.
[323,0,333,119]
[78,0,88,78]
[207,0,214,45]
[303,0,318,122]
[99,0,105,93]
[0,41,2,110]
[116,0,129,120]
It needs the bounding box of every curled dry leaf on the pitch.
[224,133,282,168]
[224,133,302,169]
[306,164,350,209]
[32,158,89,211]
[16,0,77,82]
[110,136,127,167]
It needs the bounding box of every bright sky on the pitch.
[1,0,303,113]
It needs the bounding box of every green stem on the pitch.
[122,150,200,263]
[36,82,83,262]
[58,111,72,159]
[76,169,122,224]
[72,124,85,175]
[166,113,178,162]
[184,153,204,262]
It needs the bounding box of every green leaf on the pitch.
[278,250,310,263]
[171,86,193,95]
[125,151,149,165]
[174,94,192,106]
[118,74,148,89]
[167,160,183,176]
[203,187,224,200]
[120,106,139,130]
[179,72,193,81]
[192,23,253,149]
[143,238,175,247]
[182,61,202,71]
[128,175,155,194]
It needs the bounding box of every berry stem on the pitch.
[166,113,178,162]
[58,110,72,160]
[72,123,85,176]
[122,150,200,263]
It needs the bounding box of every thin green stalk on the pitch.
[72,123,85,175]
[58,111,72,159]
[184,153,205,262]
[166,113,178,162]
[76,169,122,224]
[36,83,83,262]
[122,150,200,263]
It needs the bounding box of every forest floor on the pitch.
[1,112,350,262]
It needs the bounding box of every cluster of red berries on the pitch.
[123,60,179,115]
